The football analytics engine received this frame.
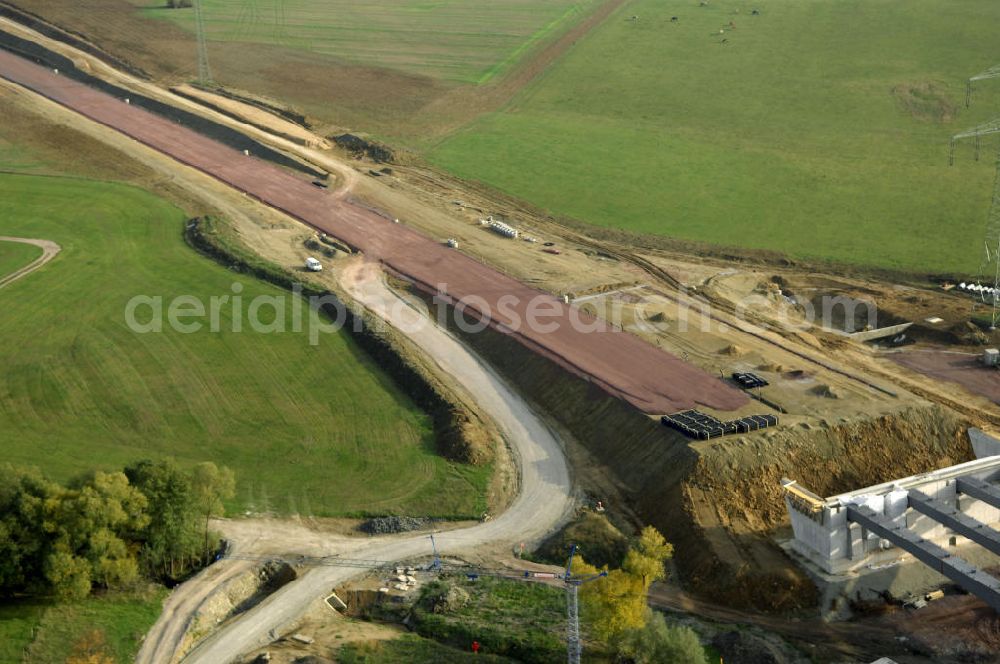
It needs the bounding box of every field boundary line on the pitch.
[422,0,631,146]
[475,1,594,86]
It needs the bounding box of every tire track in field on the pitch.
[0,235,60,289]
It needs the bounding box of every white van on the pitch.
[305,257,323,272]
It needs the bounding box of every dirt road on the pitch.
[171,262,575,663]
[648,583,901,662]
[135,558,255,664]
[0,235,59,288]
[0,47,746,416]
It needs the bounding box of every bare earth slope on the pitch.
[0,48,746,416]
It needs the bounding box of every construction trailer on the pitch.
[481,217,520,239]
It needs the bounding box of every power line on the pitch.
[953,64,1000,326]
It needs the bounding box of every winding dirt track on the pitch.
[0,48,746,416]
[162,263,575,664]
[0,235,59,288]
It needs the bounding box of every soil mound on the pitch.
[430,585,470,614]
[792,330,824,349]
[332,133,395,163]
[810,384,843,399]
[719,343,748,356]
[537,512,628,569]
[962,321,991,346]
[757,362,787,373]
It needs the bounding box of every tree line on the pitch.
[0,459,234,600]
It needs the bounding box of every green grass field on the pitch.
[431,0,1000,274]
[138,0,597,83]
[340,634,513,663]
[0,142,47,175]
[0,173,488,518]
[0,239,42,279]
[0,587,166,664]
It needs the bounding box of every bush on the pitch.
[613,611,707,664]
[537,512,629,569]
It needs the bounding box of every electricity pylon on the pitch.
[967,64,1000,107]
[193,0,212,86]
[952,111,1000,326]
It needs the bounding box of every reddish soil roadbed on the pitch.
[892,350,1000,405]
[0,49,746,414]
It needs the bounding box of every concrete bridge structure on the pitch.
[782,429,1000,612]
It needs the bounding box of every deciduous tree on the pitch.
[622,526,673,588]
[0,464,55,595]
[580,526,676,642]
[190,462,235,562]
[43,471,148,595]
[126,459,201,578]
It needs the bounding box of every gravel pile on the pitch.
[359,516,430,535]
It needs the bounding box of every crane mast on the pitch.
[563,544,607,664]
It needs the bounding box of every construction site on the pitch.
[784,430,1000,609]
[1,2,1000,663]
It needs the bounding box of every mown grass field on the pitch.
[431,0,1000,275]
[0,173,489,518]
[0,587,166,664]
[138,0,598,83]
[0,240,42,279]
[0,142,47,174]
